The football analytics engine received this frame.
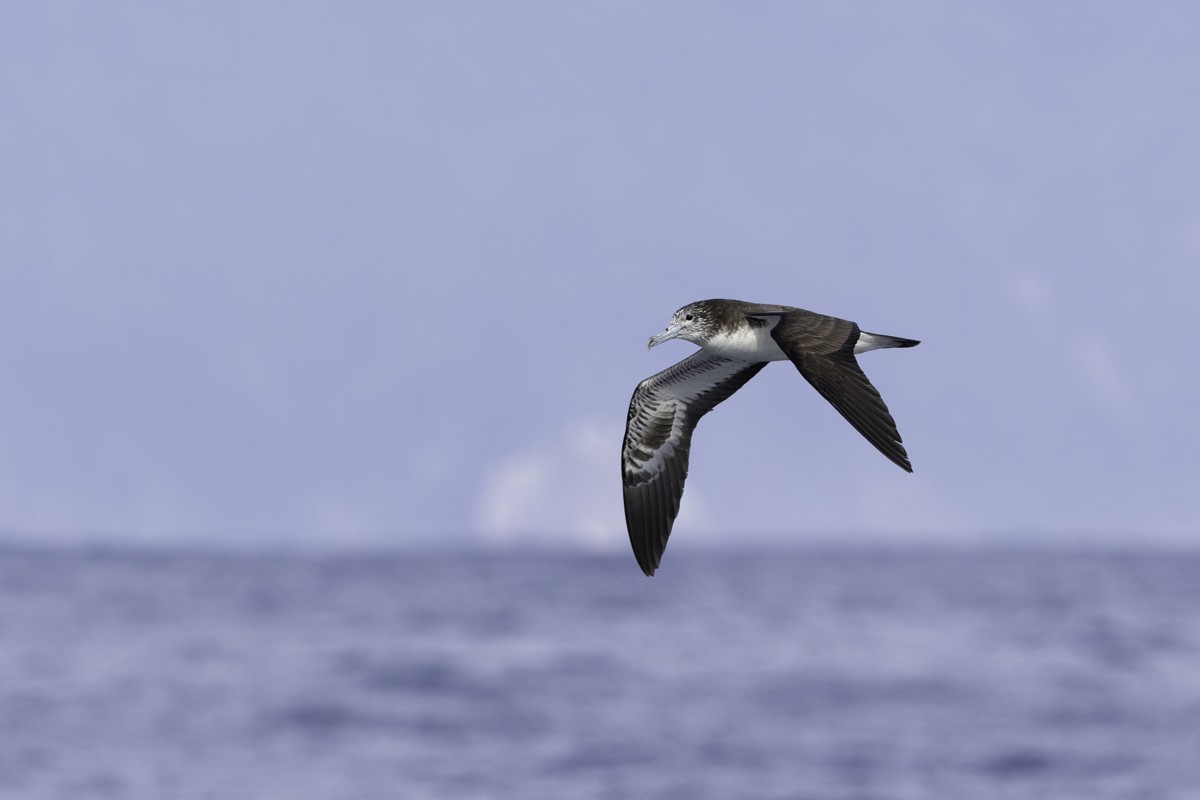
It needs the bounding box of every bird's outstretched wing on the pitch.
[622,352,767,576]
[767,310,914,472]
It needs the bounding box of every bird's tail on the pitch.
[854,331,920,354]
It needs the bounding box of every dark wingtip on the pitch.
[897,337,920,348]
[884,451,915,473]
[887,443,914,473]
[635,544,659,576]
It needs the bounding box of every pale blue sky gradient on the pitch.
[3,3,1198,549]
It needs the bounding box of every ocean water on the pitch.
[1,544,1199,800]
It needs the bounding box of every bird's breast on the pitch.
[701,324,789,362]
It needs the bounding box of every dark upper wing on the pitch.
[622,352,767,576]
[768,309,913,472]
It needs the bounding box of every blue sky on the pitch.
[3,3,1198,550]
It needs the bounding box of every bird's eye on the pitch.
[684,314,693,321]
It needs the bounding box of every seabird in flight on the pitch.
[622,299,919,576]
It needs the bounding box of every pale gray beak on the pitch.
[647,323,683,350]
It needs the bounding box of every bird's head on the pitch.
[647,301,714,350]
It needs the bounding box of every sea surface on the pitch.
[1,543,1198,800]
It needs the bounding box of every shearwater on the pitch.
[622,299,919,576]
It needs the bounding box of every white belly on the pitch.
[701,324,789,362]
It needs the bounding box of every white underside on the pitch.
[701,322,889,360]
[700,322,789,361]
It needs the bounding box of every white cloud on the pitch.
[1074,335,1135,421]
[476,417,627,550]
